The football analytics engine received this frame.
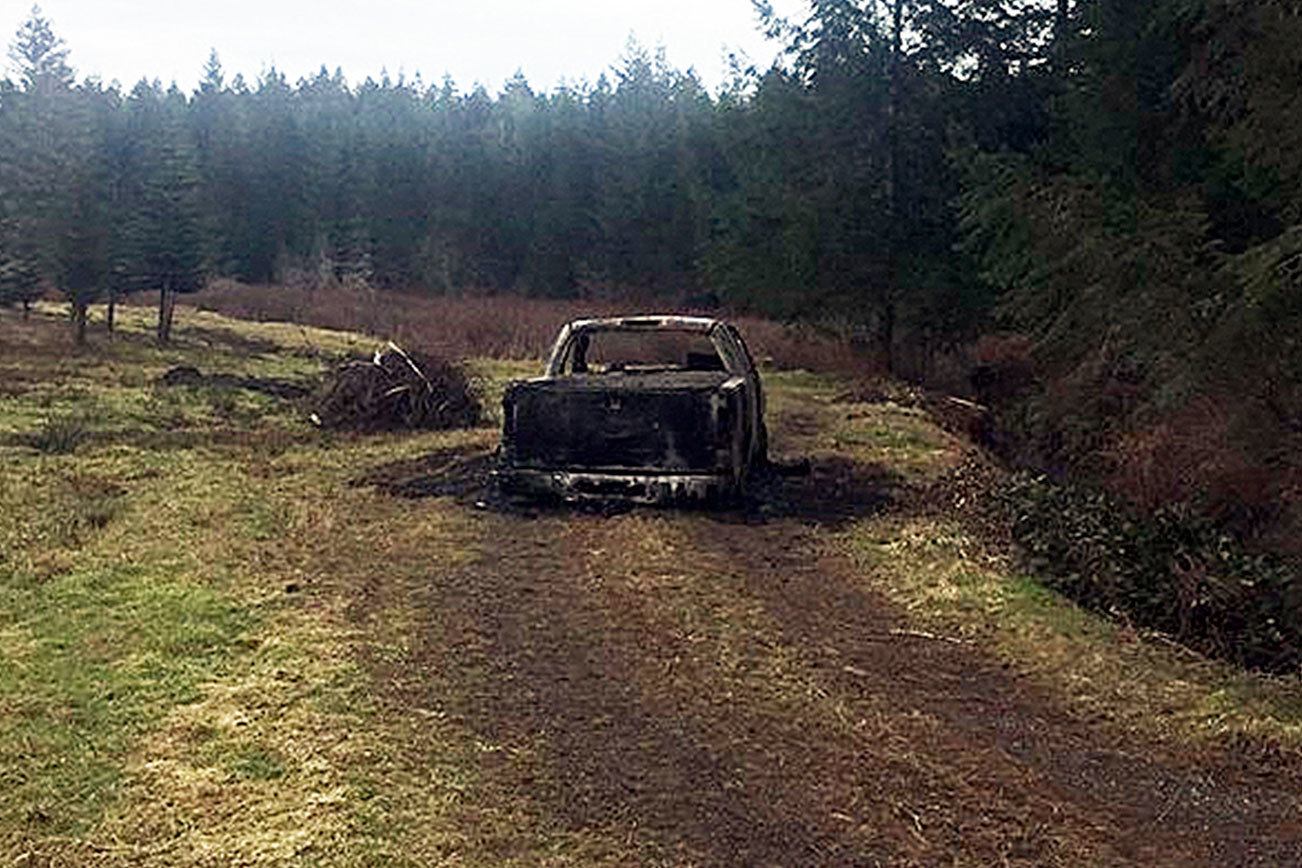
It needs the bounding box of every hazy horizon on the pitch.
[5,0,809,93]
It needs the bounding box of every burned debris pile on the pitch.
[311,343,480,432]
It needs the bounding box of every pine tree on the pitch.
[5,7,112,343]
[145,87,205,342]
[8,5,72,92]
[115,81,204,342]
[0,79,41,315]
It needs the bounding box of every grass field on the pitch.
[2,303,1299,865]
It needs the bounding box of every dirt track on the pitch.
[351,431,1302,866]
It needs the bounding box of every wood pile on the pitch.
[311,343,480,432]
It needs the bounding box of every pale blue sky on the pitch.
[5,0,809,92]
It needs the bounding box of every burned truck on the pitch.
[496,316,768,503]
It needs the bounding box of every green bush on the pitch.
[999,473,1300,672]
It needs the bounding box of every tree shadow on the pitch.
[724,456,900,528]
[0,426,315,454]
[156,364,314,399]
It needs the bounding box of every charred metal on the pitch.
[495,316,768,504]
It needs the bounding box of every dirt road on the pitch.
[351,424,1302,865]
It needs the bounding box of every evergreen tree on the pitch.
[4,7,111,343]
[8,5,72,91]
[129,84,205,342]
[0,0,1294,405]
[713,1,970,369]
[0,77,41,314]
[521,82,597,296]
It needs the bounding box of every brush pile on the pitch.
[311,343,480,432]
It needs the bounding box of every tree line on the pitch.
[1,0,1047,352]
[0,1,1298,421]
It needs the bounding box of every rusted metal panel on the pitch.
[498,316,767,504]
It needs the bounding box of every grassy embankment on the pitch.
[0,302,1297,864]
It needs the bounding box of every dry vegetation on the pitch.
[2,301,1300,865]
[188,279,873,375]
[964,333,1302,560]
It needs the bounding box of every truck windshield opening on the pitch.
[564,329,724,375]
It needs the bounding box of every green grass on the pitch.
[0,305,367,860]
[0,303,511,864]
[465,356,539,426]
[843,515,1302,751]
[214,742,288,782]
[0,565,251,834]
[24,411,95,454]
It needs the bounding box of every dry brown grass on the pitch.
[185,280,874,375]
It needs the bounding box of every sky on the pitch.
[4,0,809,93]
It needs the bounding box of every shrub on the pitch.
[1105,397,1296,537]
[188,281,873,375]
[1000,472,1300,672]
[968,333,1037,405]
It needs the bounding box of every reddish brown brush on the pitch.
[968,333,1037,403]
[187,280,875,375]
[1105,396,1302,553]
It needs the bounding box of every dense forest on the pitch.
[2,2,1300,597]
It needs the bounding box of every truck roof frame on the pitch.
[565,315,722,333]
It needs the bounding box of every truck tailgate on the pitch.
[505,376,735,472]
